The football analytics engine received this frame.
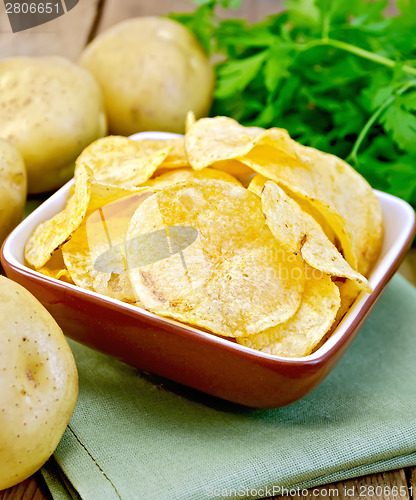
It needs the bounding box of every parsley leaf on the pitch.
[381,97,416,153]
[215,51,269,98]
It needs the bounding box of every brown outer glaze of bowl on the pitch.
[2,217,414,408]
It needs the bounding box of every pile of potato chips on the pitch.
[25,115,383,358]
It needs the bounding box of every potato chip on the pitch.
[75,136,171,187]
[184,117,303,182]
[25,165,91,270]
[137,137,189,171]
[89,181,149,214]
[161,137,189,169]
[39,267,73,282]
[185,116,264,170]
[185,110,196,133]
[237,268,340,357]
[240,140,383,276]
[209,159,253,177]
[248,174,337,244]
[38,249,74,283]
[142,167,241,189]
[126,180,305,337]
[247,174,267,197]
[262,181,371,293]
[62,185,152,303]
[331,279,360,330]
[185,118,382,275]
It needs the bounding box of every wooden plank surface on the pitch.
[0,0,101,60]
[1,0,415,499]
[97,0,283,33]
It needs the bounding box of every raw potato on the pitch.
[0,277,78,490]
[79,17,215,135]
[0,57,107,194]
[0,139,27,246]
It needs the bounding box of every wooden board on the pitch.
[97,0,283,33]
[0,0,102,60]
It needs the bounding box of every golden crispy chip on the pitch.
[85,181,145,215]
[25,165,91,270]
[248,173,267,197]
[248,174,337,243]
[262,181,371,292]
[39,267,73,282]
[331,279,361,331]
[185,110,196,133]
[185,116,264,170]
[210,159,253,177]
[237,268,340,357]
[38,249,74,283]
[187,118,382,275]
[126,180,305,337]
[136,137,189,171]
[142,167,241,189]
[62,185,152,303]
[161,137,189,169]
[240,139,383,275]
[75,136,171,187]
[184,117,302,181]
[238,173,256,188]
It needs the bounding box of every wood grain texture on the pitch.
[406,465,416,497]
[0,476,48,500]
[97,0,284,34]
[0,0,101,60]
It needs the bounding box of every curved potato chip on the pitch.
[126,180,305,337]
[25,165,91,270]
[137,137,189,171]
[142,167,241,189]
[209,159,253,177]
[237,269,340,357]
[38,268,68,280]
[38,266,73,283]
[187,117,382,275]
[75,136,171,187]
[262,181,371,293]
[240,139,383,275]
[184,117,375,272]
[185,116,264,170]
[247,173,268,197]
[62,187,152,303]
[185,110,196,133]
[38,249,74,283]
[330,279,361,333]
[300,146,383,276]
[85,181,146,215]
[248,174,337,244]
[161,137,189,169]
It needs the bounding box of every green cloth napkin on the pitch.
[41,274,416,500]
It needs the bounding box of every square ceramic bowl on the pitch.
[2,132,416,408]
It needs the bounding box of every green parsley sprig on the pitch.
[171,0,416,211]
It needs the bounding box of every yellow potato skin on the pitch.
[79,17,215,135]
[0,57,107,194]
[0,139,27,246]
[0,277,78,490]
